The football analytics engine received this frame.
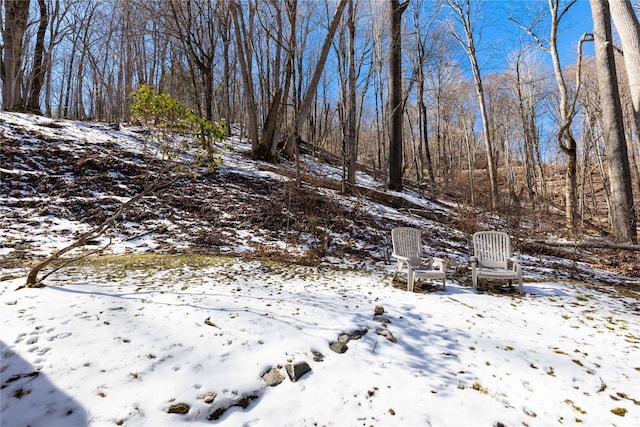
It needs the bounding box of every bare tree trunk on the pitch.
[285,0,348,184]
[448,0,499,209]
[26,0,48,114]
[231,0,260,154]
[1,0,30,111]
[264,0,297,162]
[511,0,584,229]
[346,0,358,188]
[217,4,233,135]
[44,0,67,117]
[609,0,640,137]
[513,52,539,201]
[388,0,409,191]
[590,0,637,243]
[412,1,437,196]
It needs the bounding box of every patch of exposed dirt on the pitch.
[0,126,390,268]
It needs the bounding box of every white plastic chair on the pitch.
[471,231,523,293]
[391,227,446,292]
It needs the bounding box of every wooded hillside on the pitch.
[2,0,639,243]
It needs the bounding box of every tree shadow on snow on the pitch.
[0,340,88,426]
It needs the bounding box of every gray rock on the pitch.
[197,391,217,404]
[285,361,312,382]
[312,351,324,362]
[207,393,260,420]
[330,341,348,353]
[374,305,385,315]
[262,367,285,386]
[376,328,397,343]
[337,333,351,343]
[332,328,368,353]
[348,328,368,340]
[338,328,368,343]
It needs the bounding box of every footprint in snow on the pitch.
[48,332,72,341]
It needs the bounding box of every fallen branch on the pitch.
[531,240,640,251]
[24,239,115,289]
[23,173,168,288]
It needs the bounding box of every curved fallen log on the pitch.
[531,240,640,251]
[22,174,168,288]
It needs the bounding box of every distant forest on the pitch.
[2,0,639,243]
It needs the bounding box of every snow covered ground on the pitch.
[1,112,639,426]
[1,260,639,426]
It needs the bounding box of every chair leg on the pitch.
[407,270,415,292]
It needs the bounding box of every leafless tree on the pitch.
[511,0,588,230]
[388,0,409,191]
[507,47,549,202]
[609,0,640,137]
[409,0,442,196]
[286,0,348,183]
[447,0,499,210]
[1,0,30,111]
[165,0,218,121]
[589,0,637,243]
[230,0,260,153]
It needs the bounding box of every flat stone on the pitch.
[285,361,312,382]
[348,328,368,340]
[167,403,190,414]
[376,328,397,343]
[262,367,285,386]
[338,333,351,343]
[330,341,348,353]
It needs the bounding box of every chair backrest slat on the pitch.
[392,227,422,262]
[473,231,511,269]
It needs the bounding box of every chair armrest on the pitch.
[508,257,522,271]
[392,254,410,263]
[432,257,445,271]
[420,254,434,265]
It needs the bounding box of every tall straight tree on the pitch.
[286,0,348,185]
[388,0,409,191]
[589,0,637,243]
[411,0,440,196]
[231,0,260,154]
[511,0,584,229]
[26,0,48,113]
[346,0,357,189]
[447,0,499,210]
[1,0,30,111]
[609,0,640,137]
